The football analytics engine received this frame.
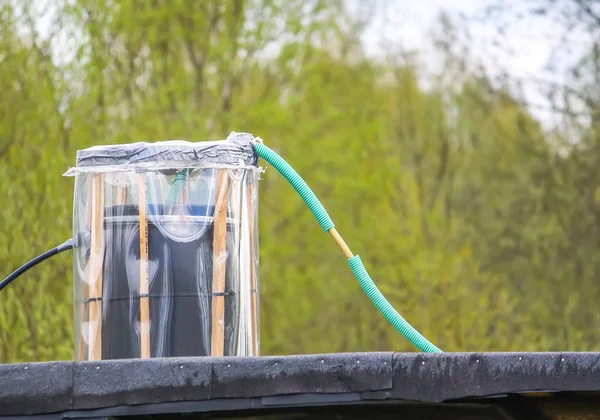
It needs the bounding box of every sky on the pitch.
[357,0,594,131]
[361,0,557,73]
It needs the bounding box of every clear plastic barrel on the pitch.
[68,137,260,360]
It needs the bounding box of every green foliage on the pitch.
[1,0,599,362]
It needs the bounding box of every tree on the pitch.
[4,0,598,362]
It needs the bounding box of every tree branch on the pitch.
[574,0,600,26]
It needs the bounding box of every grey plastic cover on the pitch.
[64,132,261,175]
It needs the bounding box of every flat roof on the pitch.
[2,352,600,419]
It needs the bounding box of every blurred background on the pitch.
[1,0,599,362]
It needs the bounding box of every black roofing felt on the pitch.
[2,352,600,419]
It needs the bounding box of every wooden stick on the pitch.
[79,181,94,361]
[88,173,104,361]
[79,281,89,360]
[248,181,259,356]
[138,174,151,358]
[211,169,229,356]
[329,228,353,259]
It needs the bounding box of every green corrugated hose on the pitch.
[167,169,191,204]
[254,142,442,353]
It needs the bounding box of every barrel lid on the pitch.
[64,132,262,175]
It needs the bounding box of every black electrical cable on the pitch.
[0,238,75,293]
